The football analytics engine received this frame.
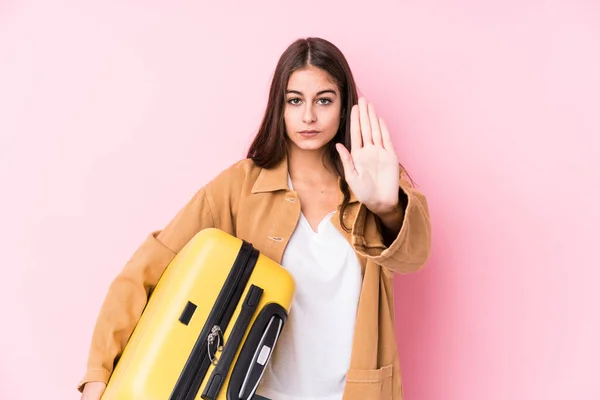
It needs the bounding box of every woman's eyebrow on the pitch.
[285,89,338,96]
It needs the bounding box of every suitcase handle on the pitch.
[227,303,289,400]
[238,314,283,399]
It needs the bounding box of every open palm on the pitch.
[336,97,400,214]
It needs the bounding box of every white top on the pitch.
[255,177,363,400]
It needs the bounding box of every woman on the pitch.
[78,37,431,400]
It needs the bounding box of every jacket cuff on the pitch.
[77,367,111,392]
[351,187,411,259]
[351,180,429,272]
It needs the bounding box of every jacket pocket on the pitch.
[344,364,394,400]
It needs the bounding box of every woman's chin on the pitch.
[290,142,329,152]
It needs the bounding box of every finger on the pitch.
[350,104,362,152]
[379,117,394,151]
[358,97,372,146]
[336,143,358,181]
[368,103,382,147]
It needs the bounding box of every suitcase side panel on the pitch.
[102,228,244,400]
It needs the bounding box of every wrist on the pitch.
[370,201,405,243]
[369,202,401,218]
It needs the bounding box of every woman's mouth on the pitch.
[299,130,320,137]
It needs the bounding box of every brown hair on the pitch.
[247,37,408,231]
[246,37,358,230]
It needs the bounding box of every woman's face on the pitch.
[284,65,342,153]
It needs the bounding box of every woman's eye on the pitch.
[287,97,332,106]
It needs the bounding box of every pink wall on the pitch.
[1,1,599,399]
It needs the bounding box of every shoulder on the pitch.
[210,158,261,184]
[204,158,263,197]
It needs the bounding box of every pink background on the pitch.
[1,1,599,399]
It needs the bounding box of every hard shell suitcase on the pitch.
[101,228,296,400]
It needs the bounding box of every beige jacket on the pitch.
[78,156,432,400]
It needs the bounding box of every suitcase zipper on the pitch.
[169,240,259,400]
[207,325,224,365]
[201,284,264,400]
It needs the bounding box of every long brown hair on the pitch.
[246,37,380,231]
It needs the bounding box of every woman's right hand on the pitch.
[80,382,107,400]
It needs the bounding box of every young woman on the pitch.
[78,37,431,400]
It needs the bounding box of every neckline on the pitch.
[300,211,335,234]
[289,174,337,234]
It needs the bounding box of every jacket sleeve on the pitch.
[77,186,217,392]
[351,170,432,274]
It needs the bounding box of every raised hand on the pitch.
[336,97,400,215]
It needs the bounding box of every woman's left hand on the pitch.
[336,97,400,215]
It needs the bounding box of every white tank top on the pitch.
[255,177,363,400]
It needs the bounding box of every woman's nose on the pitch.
[302,105,316,123]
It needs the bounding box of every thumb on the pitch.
[336,143,358,182]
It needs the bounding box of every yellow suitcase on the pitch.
[101,228,296,400]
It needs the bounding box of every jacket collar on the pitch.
[251,156,290,194]
[251,155,358,204]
